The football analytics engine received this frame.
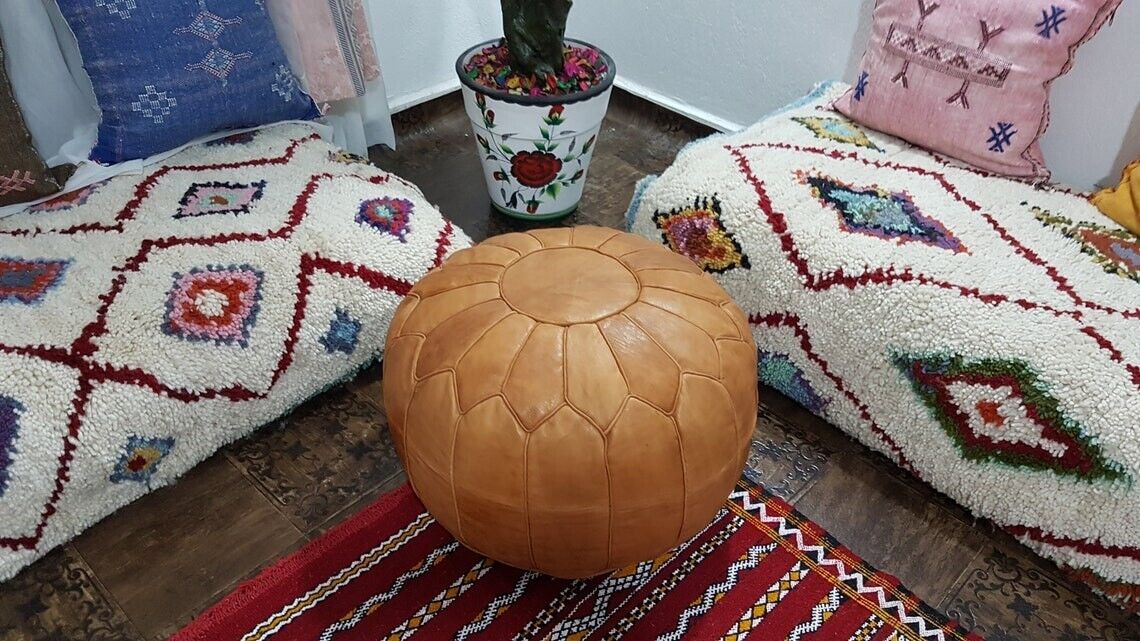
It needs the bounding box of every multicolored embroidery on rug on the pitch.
[0,124,469,581]
[173,479,983,641]
[627,81,1140,614]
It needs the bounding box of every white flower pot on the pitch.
[457,39,615,220]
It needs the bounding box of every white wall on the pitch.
[377,0,1138,189]
[370,0,499,112]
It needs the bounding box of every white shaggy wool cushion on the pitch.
[628,82,1140,612]
[0,124,469,579]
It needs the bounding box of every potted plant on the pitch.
[456,0,615,220]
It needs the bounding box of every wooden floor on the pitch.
[1,91,1137,640]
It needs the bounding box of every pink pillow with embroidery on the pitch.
[835,0,1121,180]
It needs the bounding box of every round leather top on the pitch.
[499,246,640,324]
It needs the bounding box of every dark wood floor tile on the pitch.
[390,93,466,137]
[72,456,302,640]
[942,545,1140,641]
[224,383,400,533]
[343,361,385,412]
[758,387,865,455]
[309,470,408,538]
[745,402,836,502]
[0,545,142,641]
[857,444,993,529]
[156,536,311,641]
[794,451,989,601]
[573,152,647,230]
[602,93,715,176]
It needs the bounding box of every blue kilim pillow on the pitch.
[55,0,320,163]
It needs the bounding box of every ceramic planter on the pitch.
[456,38,615,220]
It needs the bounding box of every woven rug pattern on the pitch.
[627,82,1140,612]
[0,125,468,581]
[173,479,982,641]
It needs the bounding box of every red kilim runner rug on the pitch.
[173,481,984,641]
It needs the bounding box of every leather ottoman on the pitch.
[383,226,757,578]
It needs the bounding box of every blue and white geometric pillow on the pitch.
[55,0,320,163]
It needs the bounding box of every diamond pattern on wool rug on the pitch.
[629,81,1140,614]
[0,124,470,581]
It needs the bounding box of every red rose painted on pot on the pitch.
[510,151,563,188]
[549,105,564,118]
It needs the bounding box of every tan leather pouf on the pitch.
[383,226,758,578]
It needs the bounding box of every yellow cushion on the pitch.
[1093,159,1140,234]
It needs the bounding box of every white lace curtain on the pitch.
[266,0,396,154]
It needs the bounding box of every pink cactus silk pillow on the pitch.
[835,0,1122,180]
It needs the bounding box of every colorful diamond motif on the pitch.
[357,197,414,242]
[894,352,1127,482]
[28,180,108,213]
[1035,207,1140,282]
[800,172,967,253]
[792,116,881,151]
[320,308,362,355]
[0,396,23,499]
[175,181,267,219]
[110,435,175,484]
[163,265,263,347]
[653,195,751,273]
[758,352,829,415]
[0,258,70,305]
